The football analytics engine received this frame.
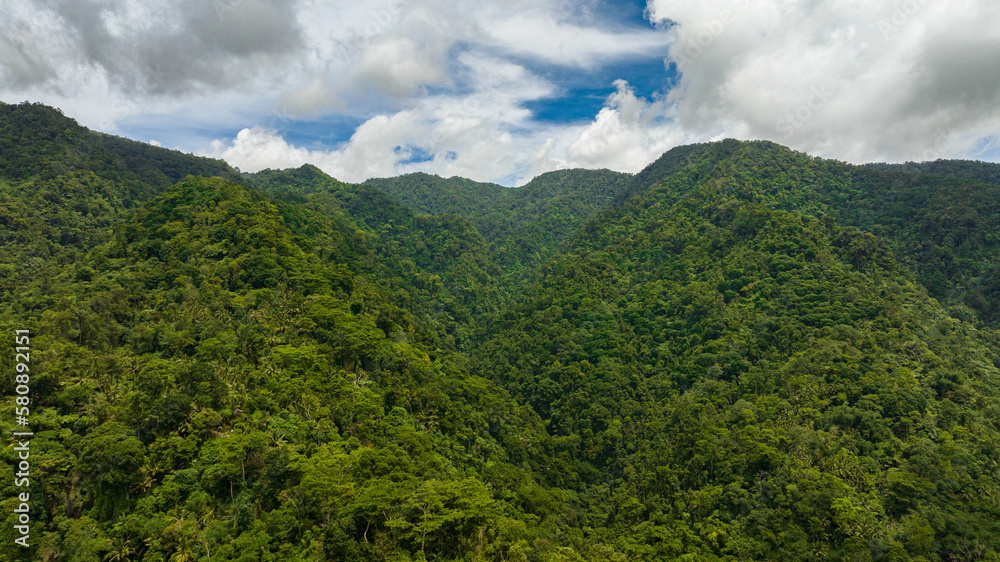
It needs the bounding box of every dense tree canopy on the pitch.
[1,102,999,561]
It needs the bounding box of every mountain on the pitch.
[0,128,560,560]
[616,140,1000,326]
[0,101,240,298]
[1,102,999,561]
[473,139,1000,559]
[0,101,239,193]
[247,165,506,353]
[867,160,1000,187]
[363,168,633,281]
[247,165,634,348]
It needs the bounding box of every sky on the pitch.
[2,0,999,186]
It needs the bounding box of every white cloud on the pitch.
[0,0,304,95]
[567,80,684,171]
[207,63,686,186]
[5,0,999,188]
[483,14,674,67]
[281,0,671,114]
[0,0,685,184]
[350,37,450,98]
[206,54,566,184]
[647,0,1000,162]
[208,127,312,172]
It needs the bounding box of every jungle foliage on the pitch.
[1,102,999,561]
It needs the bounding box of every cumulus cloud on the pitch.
[4,0,998,186]
[0,5,60,89]
[208,127,311,172]
[207,61,685,185]
[483,14,674,68]
[567,80,683,171]
[279,0,671,114]
[0,0,305,96]
[350,37,450,99]
[647,0,1000,162]
[207,54,565,184]
[2,0,687,184]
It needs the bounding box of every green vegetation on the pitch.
[1,102,999,561]
[474,142,1000,558]
[0,101,239,302]
[867,160,1000,187]
[1,173,555,561]
[363,168,633,283]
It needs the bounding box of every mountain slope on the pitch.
[3,103,1000,561]
[1,176,566,561]
[360,172,510,218]
[0,101,241,297]
[614,140,1000,327]
[248,165,507,352]
[867,159,1000,186]
[474,154,1000,559]
[250,165,635,349]
[0,101,239,194]
[363,168,634,280]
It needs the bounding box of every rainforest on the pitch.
[1,101,999,561]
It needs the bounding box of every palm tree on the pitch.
[104,537,135,562]
[167,539,196,562]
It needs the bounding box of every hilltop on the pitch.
[1,101,998,561]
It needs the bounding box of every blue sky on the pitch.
[1,0,998,185]
[522,57,678,124]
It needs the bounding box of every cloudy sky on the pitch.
[2,0,999,186]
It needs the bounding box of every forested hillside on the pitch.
[0,165,562,560]
[0,101,240,298]
[1,102,999,561]
[474,141,1000,558]
[618,141,1000,327]
[867,160,1000,187]
[362,169,633,282]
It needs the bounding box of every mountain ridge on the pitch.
[2,101,999,561]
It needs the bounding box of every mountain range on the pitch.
[1,100,998,561]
